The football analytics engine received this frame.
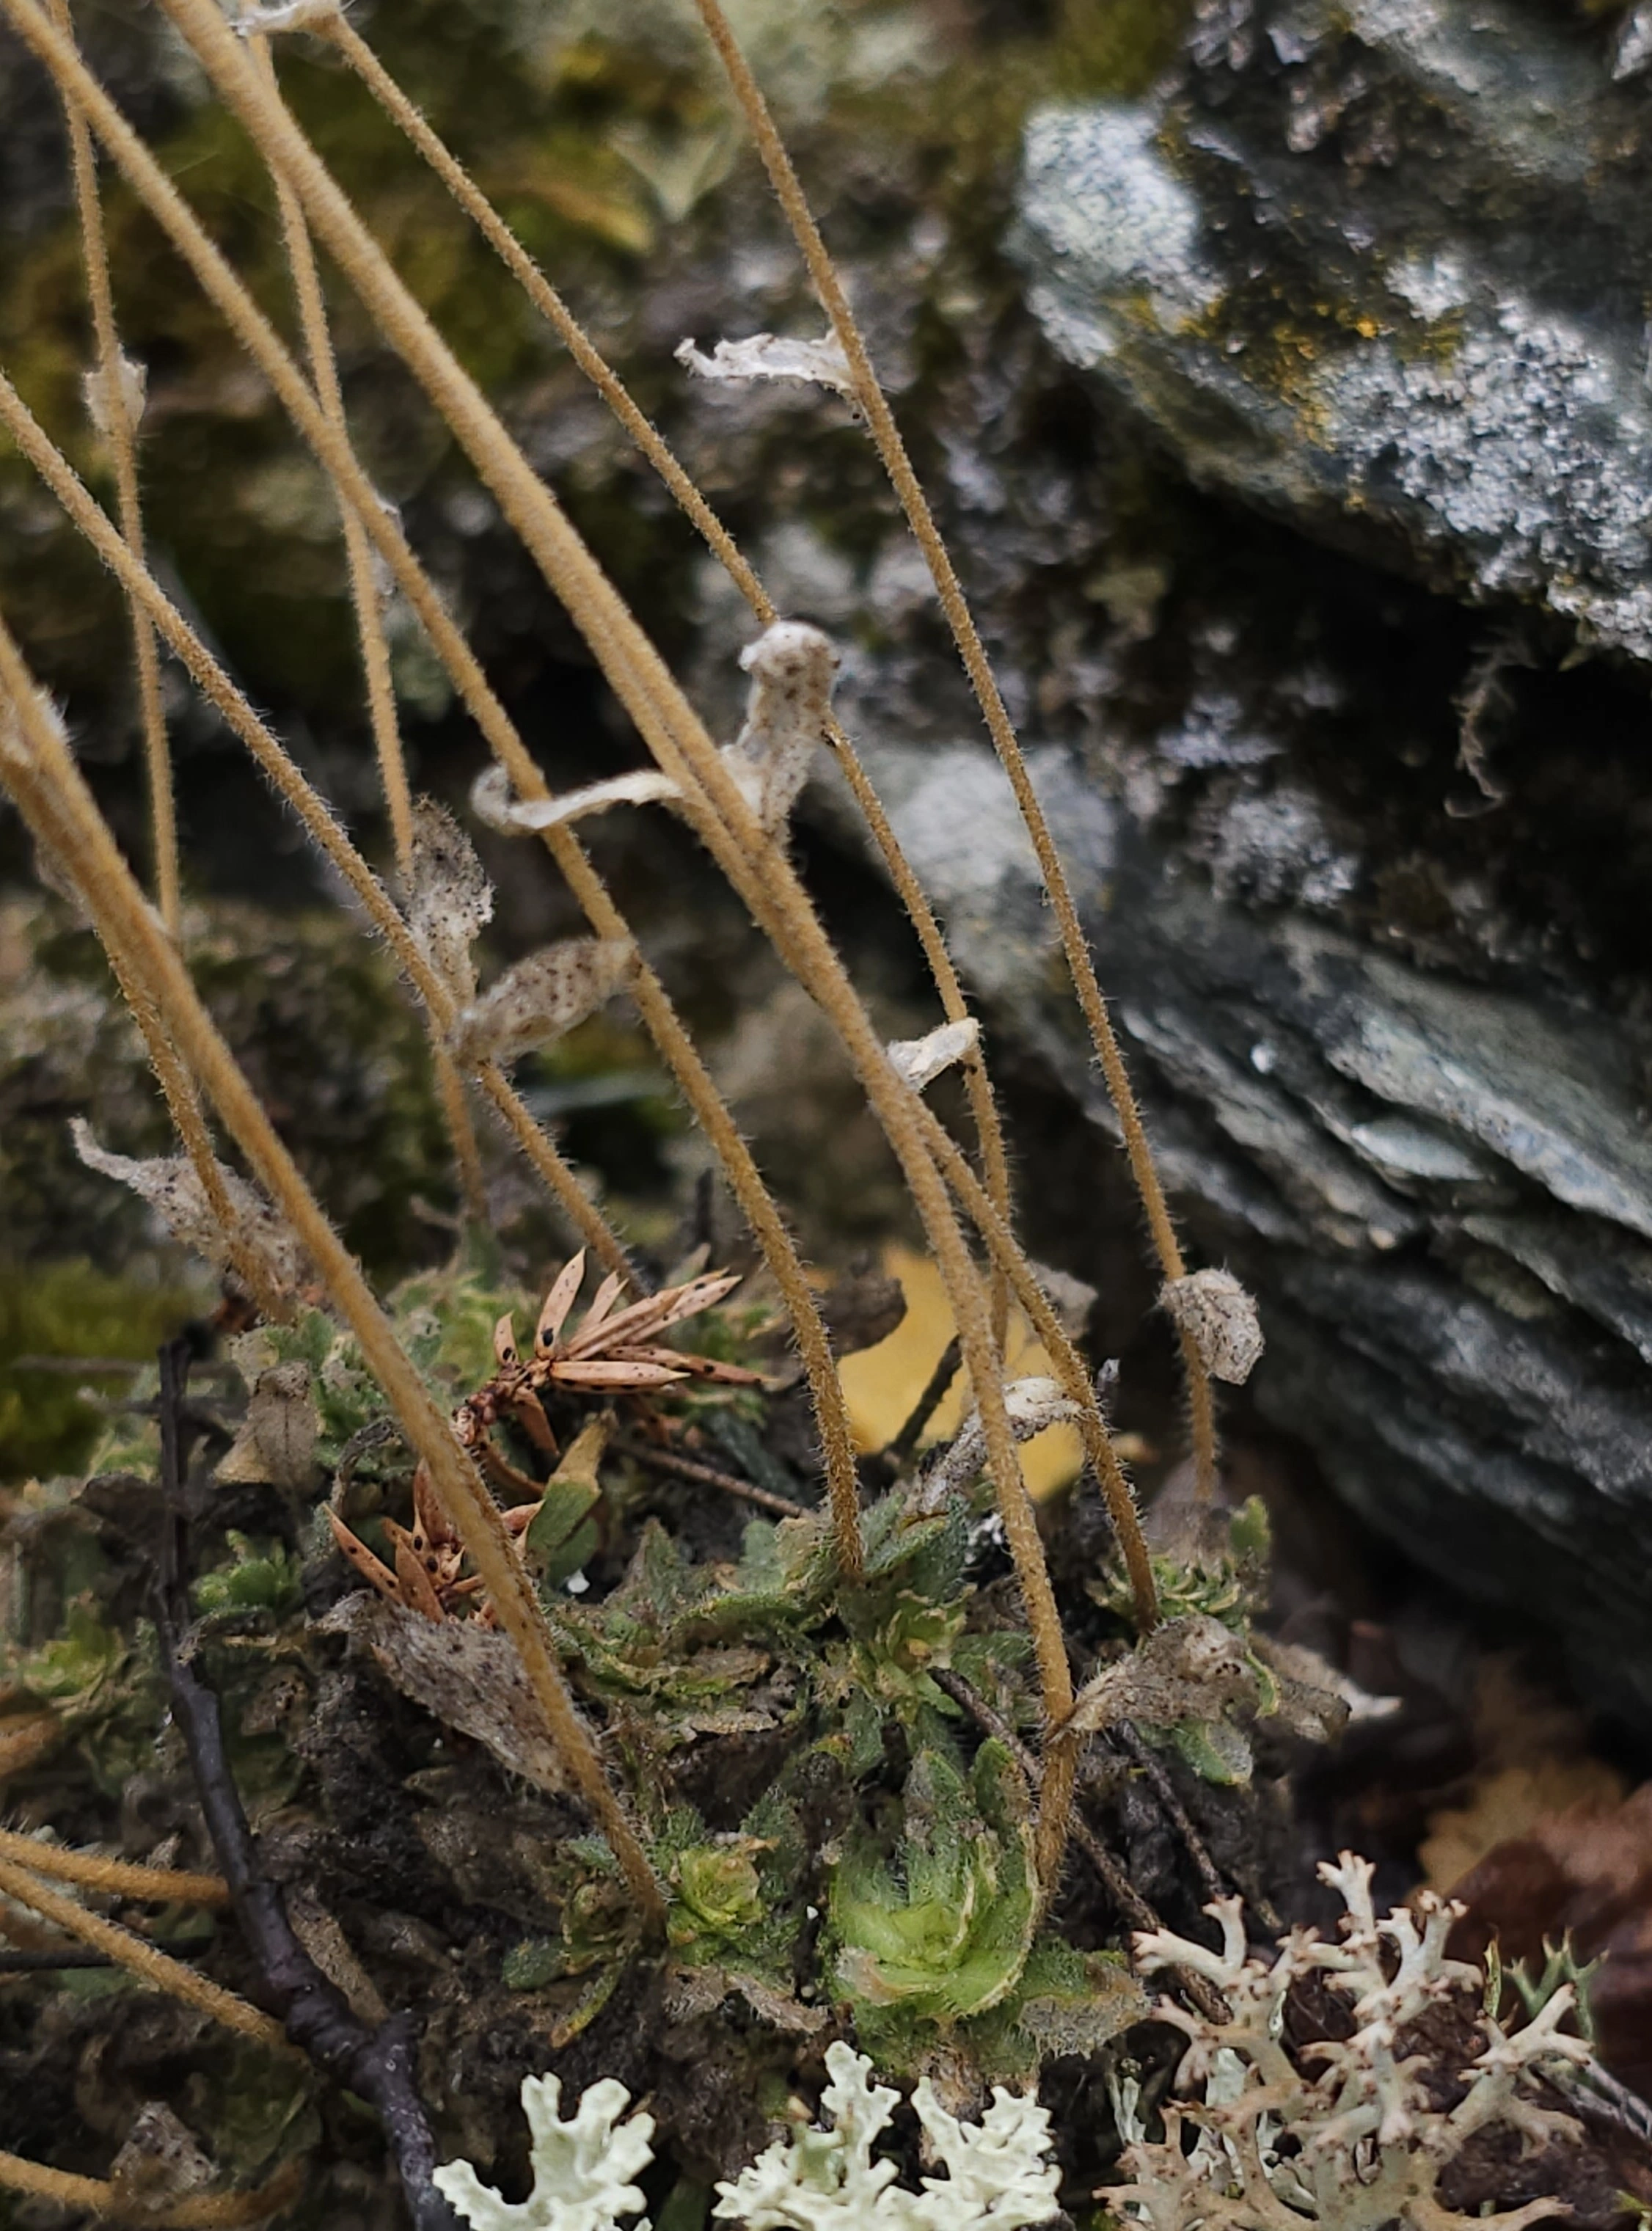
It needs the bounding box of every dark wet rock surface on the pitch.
[962,0,1652,1720]
[1013,0,1652,659]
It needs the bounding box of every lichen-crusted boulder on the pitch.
[1012,0,1652,661]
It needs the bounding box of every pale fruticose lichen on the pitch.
[434,2043,1061,2231]
[1114,1853,1595,2231]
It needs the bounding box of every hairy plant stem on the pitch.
[0,366,627,1284]
[0,0,863,1585]
[248,33,488,1227]
[0,1829,227,1906]
[0,2151,303,2226]
[45,0,178,935]
[691,0,1220,1500]
[0,1854,288,2048]
[909,1097,1158,1632]
[313,7,1015,1339]
[0,643,665,1927]
[121,0,1081,1866]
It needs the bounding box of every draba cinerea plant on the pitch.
[0,0,1282,2210]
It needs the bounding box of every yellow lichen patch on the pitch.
[836,1244,1083,1498]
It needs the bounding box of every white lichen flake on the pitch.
[432,2073,654,2231]
[434,2045,1061,2231]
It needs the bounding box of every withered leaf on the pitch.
[215,1362,318,1490]
[448,938,632,1068]
[1161,1268,1264,1385]
[321,1593,573,1796]
[406,798,493,1007]
[1064,1614,1260,1739]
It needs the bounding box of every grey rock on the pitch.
[1012,0,1652,660]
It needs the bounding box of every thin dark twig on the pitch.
[1115,1718,1227,1907]
[619,1434,805,1518]
[153,1339,459,2231]
[933,1665,1229,2026]
[874,1336,961,1477]
[0,1948,117,1971]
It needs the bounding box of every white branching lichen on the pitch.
[722,622,838,836]
[888,1016,982,1092]
[1114,1854,1594,2231]
[1160,1268,1264,1386]
[434,2045,1061,2231]
[433,2073,654,2231]
[469,763,682,836]
[715,2042,1059,2231]
[676,331,856,403]
[70,1119,310,1302]
[448,938,633,1067]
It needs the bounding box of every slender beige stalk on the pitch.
[45,0,178,935]
[0,2150,303,2226]
[909,1094,1159,1632]
[0,643,665,1927]
[129,0,1076,1839]
[0,1829,227,1905]
[313,10,1015,1339]
[0,368,629,1284]
[691,0,1219,1499]
[104,944,293,1323]
[0,70,842,1580]
[0,0,867,1580]
[248,36,488,1227]
[0,1853,286,2047]
[5,0,1082,1868]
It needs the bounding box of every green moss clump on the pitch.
[0,1260,192,1483]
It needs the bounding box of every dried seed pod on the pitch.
[470,762,680,835]
[675,330,855,401]
[721,621,838,836]
[1161,1268,1264,1385]
[887,1016,982,1092]
[405,798,492,1007]
[71,1120,310,1302]
[448,938,633,1067]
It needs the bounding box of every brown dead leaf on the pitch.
[321,1592,573,1796]
[216,1362,318,1490]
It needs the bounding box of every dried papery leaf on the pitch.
[448,938,632,1068]
[81,351,147,444]
[1161,1268,1264,1386]
[405,797,493,1007]
[107,2103,214,2210]
[216,1360,318,1489]
[675,329,855,400]
[721,621,838,836]
[71,1119,309,1301]
[887,1015,982,1092]
[469,760,680,836]
[918,1373,1081,1509]
[320,1592,572,1795]
[1064,1613,1259,1739]
[230,0,342,32]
